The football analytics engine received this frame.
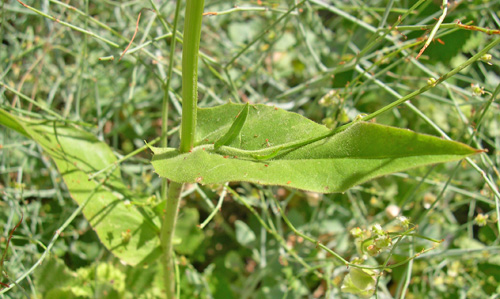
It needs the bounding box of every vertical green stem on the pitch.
[160,181,183,298]
[157,0,182,204]
[160,1,205,298]
[158,0,182,296]
[180,0,205,153]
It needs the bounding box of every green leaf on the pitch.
[0,109,160,265]
[341,268,376,298]
[193,103,329,149]
[34,256,76,294]
[151,103,478,193]
[214,103,249,149]
[234,220,256,248]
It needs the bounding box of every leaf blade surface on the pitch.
[0,110,160,265]
[152,104,478,193]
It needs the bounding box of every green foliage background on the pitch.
[1,0,500,298]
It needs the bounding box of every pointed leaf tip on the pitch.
[214,103,249,149]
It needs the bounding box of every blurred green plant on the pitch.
[1,0,499,298]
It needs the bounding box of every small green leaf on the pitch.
[0,109,160,265]
[234,220,256,248]
[341,268,376,298]
[151,103,478,193]
[214,103,249,149]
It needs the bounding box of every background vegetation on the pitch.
[1,0,500,298]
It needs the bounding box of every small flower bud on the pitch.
[350,227,364,238]
[354,113,368,121]
[480,54,492,65]
[397,216,410,230]
[366,244,380,256]
[371,224,385,236]
[474,214,488,227]
[350,256,365,264]
[319,90,339,106]
[427,77,437,86]
[374,235,392,249]
[471,84,485,96]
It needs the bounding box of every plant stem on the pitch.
[160,181,184,299]
[160,1,205,298]
[155,0,181,210]
[156,2,182,297]
[180,0,205,153]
